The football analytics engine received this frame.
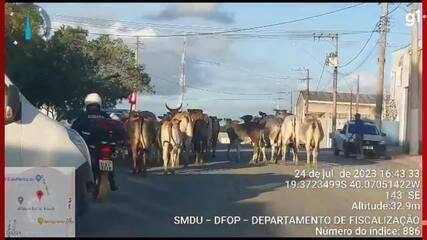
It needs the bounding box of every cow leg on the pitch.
[293,141,300,165]
[270,142,276,163]
[142,149,148,177]
[170,147,176,174]
[169,146,175,173]
[313,142,319,166]
[261,144,267,164]
[130,144,138,174]
[282,142,289,162]
[313,146,319,167]
[137,149,144,173]
[255,144,260,164]
[250,144,257,165]
[277,136,282,160]
[177,147,182,170]
[136,147,143,174]
[196,151,202,166]
[289,144,297,161]
[162,143,170,174]
[157,147,162,165]
[194,141,199,166]
[237,142,241,162]
[256,144,262,163]
[204,139,209,160]
[184,138,192,167]
[227,143,232,160]
[173,146,182,174]
[201,139,207,166]
[306,143,312,165]
[212,139,217,158]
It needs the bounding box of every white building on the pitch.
[390,41,422,148]
[295,91,376,148]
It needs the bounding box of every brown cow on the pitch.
[208,116,221,158]
[165,103,193,167]
[187,109,210,165]
[160,118,182,174]
[124,110,158,176]
[225,115,266,164]
[258,110,290,164]
[192,118,209,165]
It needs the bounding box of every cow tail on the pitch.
[139,117,144,147]
[168,122,175,146]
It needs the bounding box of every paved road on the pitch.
[76,144,421,237]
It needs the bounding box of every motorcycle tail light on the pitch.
[100,146,112,160]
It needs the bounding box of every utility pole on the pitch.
[408,3,420,155]
[299,68,311,114]
[314,33,339,132]
[130,36,141,112]
[356,74,360,114]
[376,3,389,133]
[135,36,140,64]
[350,86,353,120]
[179,36,187,109]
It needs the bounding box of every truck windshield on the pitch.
[348,123,379,135]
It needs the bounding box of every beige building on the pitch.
[390,41,422,147]
[295,91,376,148]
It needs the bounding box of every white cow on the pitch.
[281,113,324,165]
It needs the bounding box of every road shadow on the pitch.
[76,164,300,237]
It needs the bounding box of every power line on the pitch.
[339,3,401,68]
[315,62,326,91]
[51,3,365,38]
[150,73,283,96]
[52,17,410,39]
[54,14,385,37]
[339,22,379,68]
[341,39,379,76]
[141,49,293,84]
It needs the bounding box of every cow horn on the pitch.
[165,103,173,112]
[165,103,183,112]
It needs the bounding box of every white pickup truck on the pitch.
[331,120,387,158]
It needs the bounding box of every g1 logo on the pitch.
[406,10,421,27]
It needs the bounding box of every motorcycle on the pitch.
[86,118,125,202]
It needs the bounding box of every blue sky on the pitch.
[37,3,419,119]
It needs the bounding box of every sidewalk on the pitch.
[387,146,422,169]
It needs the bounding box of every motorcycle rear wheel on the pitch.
[95,172,110,202]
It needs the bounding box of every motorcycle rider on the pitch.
[71,93,119,191]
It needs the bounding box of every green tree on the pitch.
[382,95,398,121]
[5,3,153,121]
[86,35,153,108]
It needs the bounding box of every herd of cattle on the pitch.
[118,104,325,175]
